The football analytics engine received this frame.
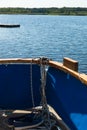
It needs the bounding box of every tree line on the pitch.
[0,7,87,15]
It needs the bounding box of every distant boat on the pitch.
[0,24,20,28]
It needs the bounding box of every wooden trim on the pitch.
[0,58,87,85]
[63,57,78,72]
[0,58,39,64]
[48,60,87,85]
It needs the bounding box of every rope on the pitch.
[30,59,35,108]
[30,57,62,130]
[0,57,63,130]
[39,57,57,130]
[40,57,48,109]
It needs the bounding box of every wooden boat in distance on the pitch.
[0,24,20,28]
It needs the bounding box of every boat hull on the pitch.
[0,24,20,28]
[0,58,87,130]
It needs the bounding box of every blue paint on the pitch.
[67,73,70,79]
[46,67,87,130]
[0,63,87,130]
[0,64,41,110]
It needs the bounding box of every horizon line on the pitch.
[0,6,87,8]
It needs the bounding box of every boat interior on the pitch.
[0,57,87,130]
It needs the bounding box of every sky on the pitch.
[0,0,87,8]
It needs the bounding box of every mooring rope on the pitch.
[39,57,58,130]
[30,59,35,108]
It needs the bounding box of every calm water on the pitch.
[0,15,87,73]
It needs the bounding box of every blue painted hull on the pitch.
[0,64,41,109]
[46,67,87,130]
[0,59,87,130]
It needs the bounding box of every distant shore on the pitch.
[0,7,87,15]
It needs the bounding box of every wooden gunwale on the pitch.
[0,58,87,85]
[49,60,87,85]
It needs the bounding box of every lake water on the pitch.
[0,15,87,73]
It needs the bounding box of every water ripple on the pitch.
[0,15,87,73]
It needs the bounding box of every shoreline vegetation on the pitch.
[0,7,87,15]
